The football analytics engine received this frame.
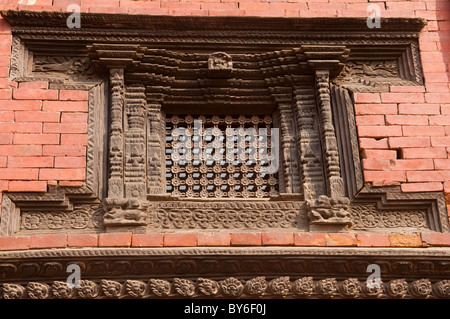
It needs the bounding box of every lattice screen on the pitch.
[165,114,279,198]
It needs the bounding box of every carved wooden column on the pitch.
[293,83,326,200]
[107,68,125,199]
[306,70,352,232]
[315,70,345,198]
[271,89,302,194]
[147,92,166,195]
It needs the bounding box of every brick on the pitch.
[197,232,231,246]
[164,233,197,247]
[8,181,47,192]
[358,126,402,137]
[0,100,41,111]
[356,234,390,247]
[39,168,85,181]
[362,149,397,160]
[430,116,450,126]
[58,90,89,101]
[380,93,425,103]
[294,232,326,246]
[43,101,88,112]
[54,156,86,168]
[0,168,39,180]
[355,115,385,126]
[389,234,422,247]
[359,138,389,149]
[402,147,447,159]
[261,232,294,245]
[299,9,338,17]
[131,233,164,247]
[0,111,14,122]
[230,232,261,246]
[98,233,132,247]
[388,137,430,148]
[0,123,42,133]
[119,0,161,8]
[43,145,86,157]
[13,133,59,145]
[385,115,428,126]
[200,2,238,10]
[30,234,67,249]
[61,134,88,146]
[325,233,357,247]
[0,236,30,251]
[421,232,450,247]
[401,182,443,192]
[353,93,381,103]
[434,159,450,170]
[8,145,42,156]
[13,89,58,100]
[406,171,447,182]
[402,126,445,137]
[431,136,450,147]
[426,83,450,93]
[364,170,406,182]
[362,159,391,170]
[386,2,426,10]
[390,86,425,93]
[8,156,53,168]
[67,234,99,247]
[391,159,434,170]
[398,103,440,115]
[61,113,88,123]
[14,111,60,123]
[43,123,87,134]
[18,81,48,90]
[424,73,449,83]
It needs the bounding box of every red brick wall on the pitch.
[0,0,449,248]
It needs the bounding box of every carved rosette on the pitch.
[149,279,171,297]
[386,279,409,298]
[315,278,338,297]
[339,278,361,298]
[101,280,123,298]
[77,280,99,299]
[220,277,244,297]
[52,281,75,299]
[3,283,26,299]
[125,280,147,298]
[197,278,220,296]
[173,278,196,297]
[244,277,268,296]
[292,277,314,297]
[410,279,432,298]
[27,282,51,299]
[434,280,450,298]
[268,277,291,297]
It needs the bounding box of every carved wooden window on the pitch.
[165,113,279,198]
[0,11,448,237]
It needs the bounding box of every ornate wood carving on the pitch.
[0,10,446,236]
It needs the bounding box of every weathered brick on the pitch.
[43,123,87,134]
[131,233,164,247]
[164,233,197,247]
[402,126,445,137]
[402,147,447,159]
[13,133,59,145]
[0,236,31,251]
[359,138,389,149]
[39,168,85,181]
[294,232,326,246]
[354,104,397,115]
[356,234,390,247]
[385,115,428,126]
[362,149,397,160]
[30,234,67,249]
[197,232,231,246]
[391,159,434,170]
[353,93,381,103]
[406,171,447,182]
[43,101,88,112]
[98,233,132,247]
[54,156,86,168]
[381,93,425,103]
[358,126,402,137]
[389,234,422,247]
[421,232,450,247]
[261,232,294,245]
[13,89,58,100]
[388,137,430,148]
[8,156,53,168]
[43,145,86,157]
[14,111,60,123]
[230,232,261,246]
[401,182,443,192]
[364,170,406,182]
[8,180,47,192]
[325,233,357,246]
[60,134,88,146]
[67,234,99,247]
